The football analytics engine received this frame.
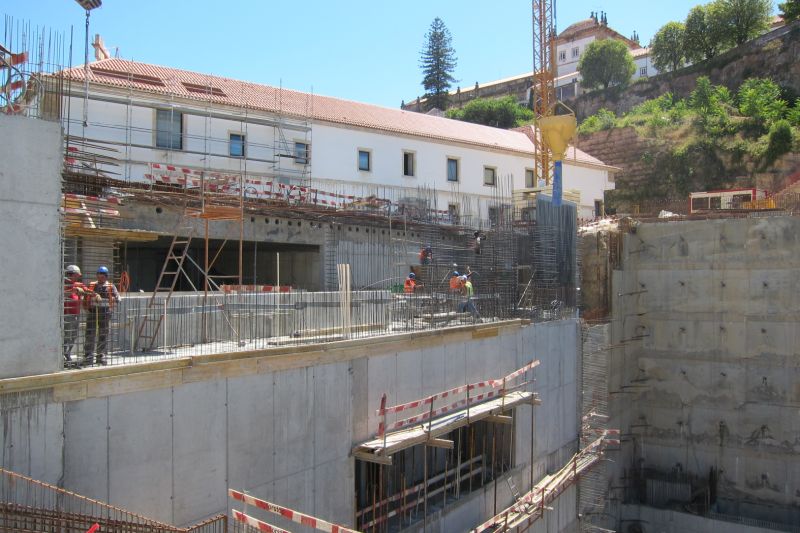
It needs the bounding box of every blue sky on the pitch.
[4,0,778,108]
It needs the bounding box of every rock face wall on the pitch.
[609,216,800,528]
[569,22,800,120]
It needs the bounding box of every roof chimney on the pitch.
[92,34,110,61]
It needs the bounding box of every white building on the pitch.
[60,57,615,219]
[554,14,658,100]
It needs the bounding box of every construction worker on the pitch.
[418,245,433,265]
[459,275,479,320]
[404,272,420,293]
[449,271,463,292]
[83,266,120,366]
[473,231,486,255]
[63,265,87,366]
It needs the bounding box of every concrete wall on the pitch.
[620,504,790,533]
[609,216,800,527]
[0,319,581,530]
[0,115,62,378]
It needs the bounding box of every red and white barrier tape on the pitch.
[378,360,540,416]
[232,510,291,533]
[63,193,121,205]
[389,389,503,431]
[230,490,360,533]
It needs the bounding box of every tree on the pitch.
[683,4,729,63]
[419,18,457,111]
[651,22,686,72]
[445,96,534,128]
[737,78,788,127]
[778,0,800,22]
[717,0,772,45]
[576,39,636,90]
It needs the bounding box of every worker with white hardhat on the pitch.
[63,265,87,367]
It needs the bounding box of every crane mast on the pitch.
[531,0,556,185]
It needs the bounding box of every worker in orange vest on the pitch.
[449,271,464,292]
[83,266,121,366]
[404,272,420,293]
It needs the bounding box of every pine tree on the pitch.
[419,18,457,111]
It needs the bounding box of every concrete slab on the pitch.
[108,388,173,522]
[172,380,227,525]
[0,393,63,485]
[0,116,62,378]
[273,367,314,480]
[227,372,275,491]
[63,397,109,501]
[313,458,353,527]
[313,363,352,465]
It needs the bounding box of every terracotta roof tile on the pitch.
[62,58,540,155]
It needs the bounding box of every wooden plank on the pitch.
[354,390,536,457]
[353,451,392,465]
[472,327,499,339]
[485,414,513,425]
[425,437,454,449]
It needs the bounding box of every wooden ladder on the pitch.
[135,229,195,351]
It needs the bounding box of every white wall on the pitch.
[0,115,62,378]
[556,35,597,78]
[562,163,613,218]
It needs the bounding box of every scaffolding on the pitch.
[4,15,582,371]
[578,322,615,532]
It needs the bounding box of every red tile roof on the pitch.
[61,58,612,169]
[62,58,542,155]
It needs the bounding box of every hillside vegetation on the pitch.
[578,76,800,198]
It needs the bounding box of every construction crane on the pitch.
[531,0,576,200]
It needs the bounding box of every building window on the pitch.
[483,166,496,186]
[403,151,415,177]
[572,46,579,58]
[525,168,535,188]
[447,158,459,182]
[155,109,182,150]
[559,50,566,61]
[639,66,647,77]
[488,206,498,226]
[448,203,460,224]
[295,142,309,165]
[229,133,245,157]
[358,150,371,172]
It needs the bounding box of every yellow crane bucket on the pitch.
[538,114,577,161]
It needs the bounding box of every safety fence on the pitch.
[61,287,563,369]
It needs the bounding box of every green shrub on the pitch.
[737,78,788,128]
[787,99,800,127]
[764,119,794,165]
[445,96,534,128]
[577,108,617,134]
